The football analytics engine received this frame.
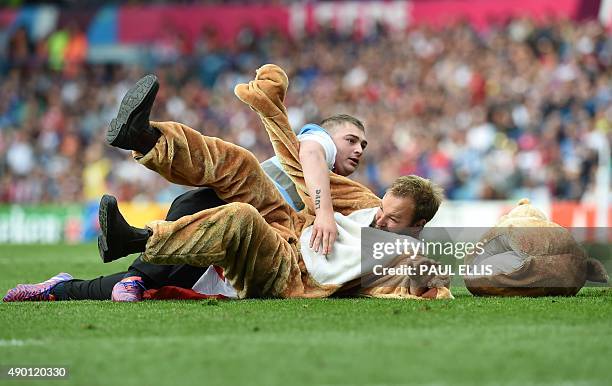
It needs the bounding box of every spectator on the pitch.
[0,16,609,203]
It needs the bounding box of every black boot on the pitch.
[107,74,161,154]
[98,195,151,263]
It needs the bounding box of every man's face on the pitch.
[373,193,424,235]
[329,122,368,177]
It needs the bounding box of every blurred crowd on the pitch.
[0,17,610,204]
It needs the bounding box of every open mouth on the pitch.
[348,157,359,166]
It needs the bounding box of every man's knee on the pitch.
[239,150,261,172]
[223,202,261,222]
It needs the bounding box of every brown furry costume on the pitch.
[135,64,452,300]
[464,199,608,296]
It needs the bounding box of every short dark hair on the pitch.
[388,175,444,223]
[320,114,365,133]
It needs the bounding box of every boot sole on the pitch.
[107,74,159,148]
[98,194,118,263]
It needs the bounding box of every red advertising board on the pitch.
[118,5,289,46]
[114,1,600,46]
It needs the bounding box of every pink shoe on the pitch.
[3,273,73,302]
[111,276,145,302]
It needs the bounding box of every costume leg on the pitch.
[53,188,226,300]
[142,202,308,299]
[136,121,297,239]
[126,187,225,287]
[234,64,381,216]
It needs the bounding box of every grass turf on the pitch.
[1,243,611,386]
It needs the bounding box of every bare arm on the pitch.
[299,140,337,255]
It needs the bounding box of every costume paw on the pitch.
[234,64,288,117]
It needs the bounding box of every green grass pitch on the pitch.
[1,243,611,386]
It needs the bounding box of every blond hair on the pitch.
[388,175,444,222]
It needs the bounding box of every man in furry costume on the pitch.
[98,64,453,300]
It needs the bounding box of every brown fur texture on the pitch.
[137,121,334,298]
[136,64,452,300]
[234,64,382,217]
[234,64,452,300]
[340,255,453,299]
[465,198,608,297]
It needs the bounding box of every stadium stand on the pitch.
[0,3,609,205]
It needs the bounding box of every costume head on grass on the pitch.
[464,199,609,297]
